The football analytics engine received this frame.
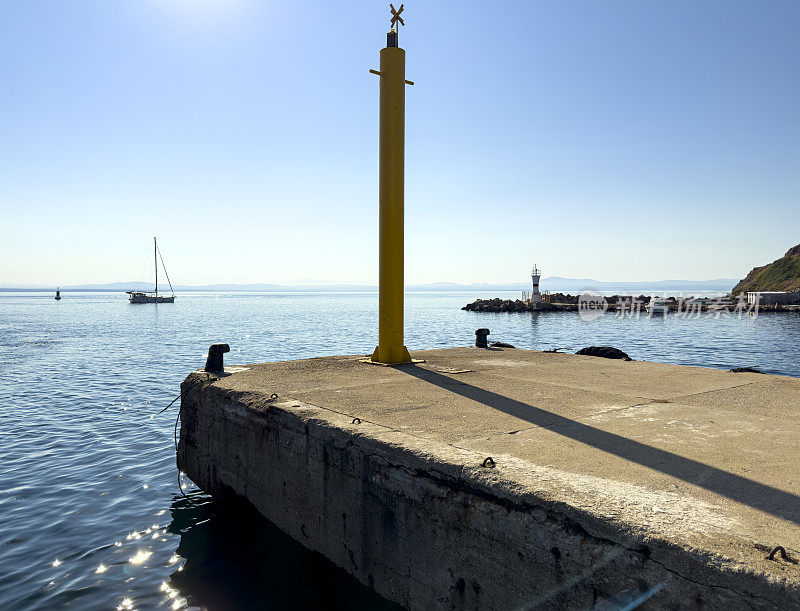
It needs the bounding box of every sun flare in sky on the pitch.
[140,0,257,34]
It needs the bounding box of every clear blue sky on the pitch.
[1,0,798,286]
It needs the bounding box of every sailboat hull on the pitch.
[128,293,175,304]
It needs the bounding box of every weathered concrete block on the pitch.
[177,351,800,610]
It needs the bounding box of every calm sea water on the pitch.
[1,291,798,610]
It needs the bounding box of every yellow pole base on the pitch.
[371,344,412,365]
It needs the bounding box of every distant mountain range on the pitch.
[1,277,739,293]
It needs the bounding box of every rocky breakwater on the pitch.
[460,294,793,314]
[463,293,636,313]
[462,297,576,313]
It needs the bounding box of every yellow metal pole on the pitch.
[372,30,412,364]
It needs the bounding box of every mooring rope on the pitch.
[159,378,203,499]
[158,378,201,414]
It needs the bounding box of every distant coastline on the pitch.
[0,277,739,293]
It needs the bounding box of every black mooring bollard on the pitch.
[204,343,230,373]
[475,329,490,348]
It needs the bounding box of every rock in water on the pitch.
[576,346,632,361]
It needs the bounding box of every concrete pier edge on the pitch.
[177,348,800,609]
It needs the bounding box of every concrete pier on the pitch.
[177,348,800,609]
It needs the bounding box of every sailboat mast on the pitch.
[154,236,158,296]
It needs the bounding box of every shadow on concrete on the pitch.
[400,365,800,527]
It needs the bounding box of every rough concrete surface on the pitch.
[177,348,800,610]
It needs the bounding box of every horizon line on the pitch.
[0,276,741,292]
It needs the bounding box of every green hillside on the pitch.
[732,244,800,294]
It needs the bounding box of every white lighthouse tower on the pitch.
[530,263,542,303]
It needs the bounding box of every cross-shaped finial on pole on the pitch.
[390,4,405,32]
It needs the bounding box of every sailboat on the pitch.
[55,287,61,300]
[126,237,176,304]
